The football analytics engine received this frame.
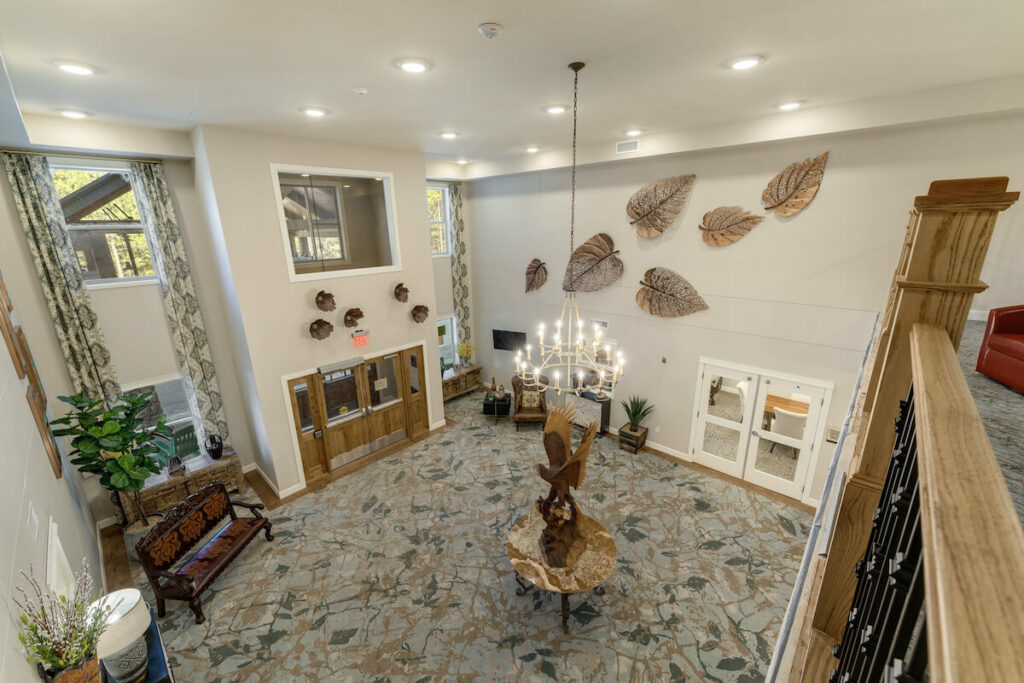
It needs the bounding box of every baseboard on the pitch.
[429,419,447,431]
[96,515,119,530]
[606,425,690,461]
[242,463,258,473]
[969,308,990,322]
[277,482,306,498]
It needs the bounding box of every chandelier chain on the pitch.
[569,66,579,258]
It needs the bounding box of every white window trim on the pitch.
[270,163,403,283]
[427,182,453,258]
[85,276,159,290]
[278,179,352,267]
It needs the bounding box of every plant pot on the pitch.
[122,514,163,562]
[618,424,648,454]
[36,656,101,683]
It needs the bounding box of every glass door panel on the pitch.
[292,381,315,433]
[322,368,362,424]
[691,365,755,478]
[743,375,824,499]
[366,354,406,449]
[367,355,402,407]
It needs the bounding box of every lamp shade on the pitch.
[93,588,149,658]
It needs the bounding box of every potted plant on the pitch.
[457,341,475,368]
[50,392,172,558]
[15,561,114,682]
[619,395,655,453]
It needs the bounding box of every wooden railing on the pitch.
[773,177,1021,681]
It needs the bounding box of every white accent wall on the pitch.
[464,113,1024,502]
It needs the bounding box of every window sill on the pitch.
[432,253,452,259]
[85,277,159,291]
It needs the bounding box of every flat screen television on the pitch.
[492,329,527,352]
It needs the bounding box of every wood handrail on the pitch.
[910,323,1024,682]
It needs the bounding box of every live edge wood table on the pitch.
[507,511,617,632]
[119,448,246,517]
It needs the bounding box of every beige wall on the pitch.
[0,157,259,522]
[0,305,103,681]
[465,113,1024,503]
[193,126,444,496]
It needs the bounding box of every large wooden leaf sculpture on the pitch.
[699,206,765,246]
[762,152,828,217]
[636,267,708,318]
[562,233,624,292]
[525,258,548,292]
[626,175,695,238]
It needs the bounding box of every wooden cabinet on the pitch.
[442,363,482,401]
[122,450,245,517]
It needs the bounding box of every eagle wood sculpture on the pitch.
[536,402,598,568]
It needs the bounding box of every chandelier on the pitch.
[515,62,625,396]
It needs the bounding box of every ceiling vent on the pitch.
[615,139,639,154]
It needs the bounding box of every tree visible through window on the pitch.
[427,185,451,256]
[50,167,155,281]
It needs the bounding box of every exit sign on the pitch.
[352,329,369,348]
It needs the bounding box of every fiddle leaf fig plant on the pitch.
[50,392,172,524]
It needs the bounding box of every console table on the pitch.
[442,363,482,401]
[119,449,245,517]
[559,391,611,434]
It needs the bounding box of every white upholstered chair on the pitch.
[736,381,749,422]
[770,407,807,457]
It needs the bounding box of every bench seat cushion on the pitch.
[172,518,265,593]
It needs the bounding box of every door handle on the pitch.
[313,429,323,439]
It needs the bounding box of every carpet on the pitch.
[135,393,810,682]
[957,320,1024,522]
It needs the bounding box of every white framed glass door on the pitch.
[691,365,756,478]
[743,376,825,499]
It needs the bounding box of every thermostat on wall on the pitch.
[352,329,369,348]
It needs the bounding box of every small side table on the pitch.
[482,393,512,421]
[506,511,617,632]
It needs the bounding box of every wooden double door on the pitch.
[287,346,429,483]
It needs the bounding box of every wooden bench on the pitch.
[136,482,273,624]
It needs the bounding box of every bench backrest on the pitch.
[136,482,232,571]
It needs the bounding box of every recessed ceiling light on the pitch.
[53,61,95,76]
[374,177,383,181]
[625,129,643,137]
[395,58,431,73]
[58,109,90,119]
[353,87,369,96]
[457,159,468,165]
[525,146,539,154]
[343,184,351,188]
[440,131,459,139]
[544,105,567,115]
[301,173,311,177]
[299,106,328,117]
[727,55,765,70]
[777,101,803,111]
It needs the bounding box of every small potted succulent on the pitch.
[619,395,655,453]
[15,561,114,682]
[50,392,172,558]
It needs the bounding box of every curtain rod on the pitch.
[0,147,168,164]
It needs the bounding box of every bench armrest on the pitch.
[155,569,194,592]
[230,500,265,519]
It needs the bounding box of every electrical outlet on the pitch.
[27,501,40,540]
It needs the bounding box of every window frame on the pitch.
[271,163,402,283]
[48,157,159,289]
[279,180,352,270]
[437,315,459,368]
[427,182,453,258]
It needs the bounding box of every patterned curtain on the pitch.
[129,162,229,444]
[2,152,119,403]
[448,182,471,346]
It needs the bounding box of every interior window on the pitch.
[124,376,199,459]
[50,166,155,282]
[426,184,451,256]
[276,170,396,278]
[437,316,458,368]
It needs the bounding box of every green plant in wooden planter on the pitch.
[619,395,655,453]
[49,392,172,524]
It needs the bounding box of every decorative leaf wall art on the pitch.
[309,319,334,340]
[562,233,624,292]
[699,207,765,246]
[394,283,409,302]
[762,152,828,217]
[411,305,429,323]
[636,267,708,318]
[525,258,548,292]
[315,290,336,311]
[626,175,696,238]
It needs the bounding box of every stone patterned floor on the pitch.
[135,393,810,682]
[957,320,1024,522]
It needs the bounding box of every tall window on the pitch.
[426,184,452,256]
[50,165,155,282]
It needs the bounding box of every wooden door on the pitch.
[365,353,407,448]
[402,345,429,438]
[318,364,372,470]
[287,375,329,481]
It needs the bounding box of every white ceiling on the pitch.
[2,0,1023,163]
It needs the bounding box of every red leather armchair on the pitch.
[976,305,1024,394]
